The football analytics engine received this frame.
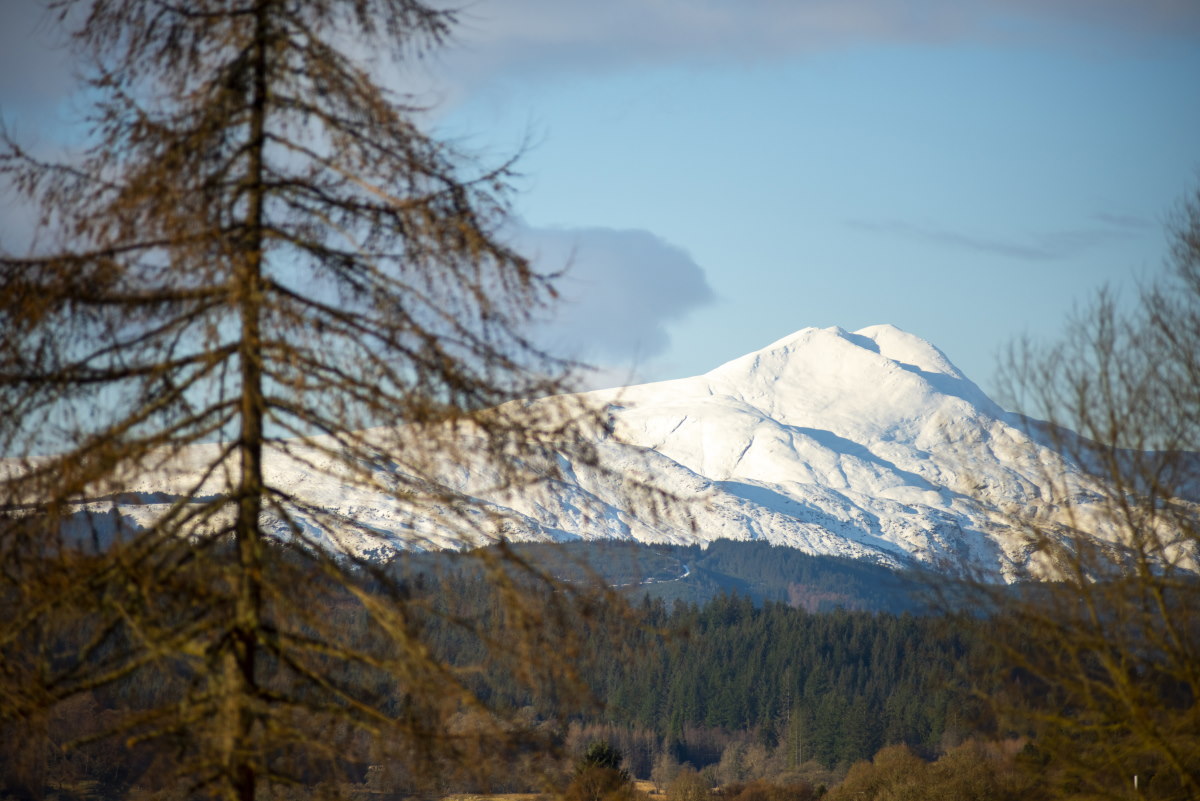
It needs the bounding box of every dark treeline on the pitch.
[397,543,988,776]
[10,541,991,799]
[491,540,929,613]
[584,594,985,771]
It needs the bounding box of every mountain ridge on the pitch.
[51,324,1126,580]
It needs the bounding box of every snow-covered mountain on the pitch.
[569,323,1088,577]
[74,324,1115,579]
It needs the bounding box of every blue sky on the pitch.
[424,1,1200,399]
[3,1,1199,403]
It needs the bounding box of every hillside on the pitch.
[65,324,1122,580]
[491,540,928,613]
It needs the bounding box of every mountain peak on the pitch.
[712,324,963,382]
[93,323,1094,580]
[692,324,998,434]
[849,324,964,379]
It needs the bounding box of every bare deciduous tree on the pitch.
[975,185,1200,800]
[0,2,629,799]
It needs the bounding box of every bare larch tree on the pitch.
[975,185,1200,800]
[0,1,621,799]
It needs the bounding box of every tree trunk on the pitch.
[226,3,271,799]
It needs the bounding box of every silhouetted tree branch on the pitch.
[0,2,641,799]
[973,184,1200,800]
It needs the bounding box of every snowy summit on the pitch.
[563,324,1077,577]
[77,324,1109,580]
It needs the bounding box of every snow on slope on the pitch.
[60,324,1113,579]
[563,324,1085,576]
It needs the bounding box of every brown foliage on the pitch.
[565,766,642,801]
[717,780,816,801]
[967,184,1200,800]
[665,766,710,801]
[823,740,1040,801]
[0,2,646,800]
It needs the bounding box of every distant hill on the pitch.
[69,324,1144,580]
[411,540,930,614]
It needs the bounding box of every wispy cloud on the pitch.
[6,1,1196,120]
[1090,211,1155,230]
[846,217,1146,262]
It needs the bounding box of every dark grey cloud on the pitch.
[511,223,715,364]
[6,1,1195,125]
[0,4,80,118]
[432,0,1199,93]
[846,217,1146,262]
[999,0,1200,39]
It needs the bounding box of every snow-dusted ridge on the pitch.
[571,324,1064,577]
[54,324,1121,581]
